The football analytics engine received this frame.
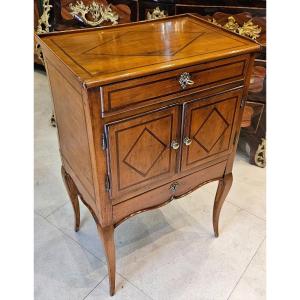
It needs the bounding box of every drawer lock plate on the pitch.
[178,72,194,89]
[170,182,179,193]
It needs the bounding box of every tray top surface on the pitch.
[39,14,260,86]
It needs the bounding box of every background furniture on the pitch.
[37,14,259,295]
[138,0,266,20]
[34,0,137,65]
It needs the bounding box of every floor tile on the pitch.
[35,214,107,300]
[85,274,152,300]
[115,195,265,300]
[34,70,67,217]
[228,154,266,220]
[34,157,68,216]
[229,240,266,300]
[47,201,105,261]
[47,177,265,300]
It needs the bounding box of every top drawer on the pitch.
[100,54,249,116]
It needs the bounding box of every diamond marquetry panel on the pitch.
[193,108,229,152]
[123,128,166,177]
[181,92,241,171]
[107,106,179,201]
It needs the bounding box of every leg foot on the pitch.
[97,224,116,296]
[61,166,80,232]
[213,173,233,237]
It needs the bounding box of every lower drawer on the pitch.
[112,160,227,225]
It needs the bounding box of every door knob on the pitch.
[183,137,192,146]
[171,140,180,150]
[178,72,194,89]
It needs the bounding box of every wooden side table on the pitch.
[36,14,260,295]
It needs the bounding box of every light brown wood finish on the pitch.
[107,106,180,202]
[37,14,260,86]
[181,89,242,172]
[101,55,248,115]
[36,14,260,295]
[61,166,80,232]
[96,224,116,296]
[213,173,233,237]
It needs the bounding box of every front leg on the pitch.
[96,224,116,296]
[61,166,80,232]
[213,173,233,237]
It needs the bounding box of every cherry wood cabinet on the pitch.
[36,14,260,295]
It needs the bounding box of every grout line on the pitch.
[227,200,266,221]
[34,211,45,219]
[226,237,266,300]
[118,273,155,300]
[44,201,68,219]
[38,210,152,299]
[82,276,107,299]
[39,212,107,264]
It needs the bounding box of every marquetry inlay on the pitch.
[123,128,167,177]
[193,108,229,153]
[41,16,255,85]
[84,31,204,57]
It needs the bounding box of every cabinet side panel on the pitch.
[46,62,95,200]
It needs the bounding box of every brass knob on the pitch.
[183,137,192,146]
[178,72,194,89]
[170,182,179,193]
[171,140,180,150]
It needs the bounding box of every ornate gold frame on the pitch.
[69,1,119,26]
[147,7,167,20]
[36,0,52,34]
[210,16,262,40]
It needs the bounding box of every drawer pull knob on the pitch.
[183,137,192,146]
[171,140,180,150]
[178,72,194,89]
[170,182,179,193]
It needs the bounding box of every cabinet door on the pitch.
[107,106,180,202]
[181,89,243,172]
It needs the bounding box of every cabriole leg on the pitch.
[96,224,116,296]
[61,166,80,232]
[213,173,233,237]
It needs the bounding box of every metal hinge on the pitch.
[101,132,107,150]
[105,174,111,192]
[240,97,247,108]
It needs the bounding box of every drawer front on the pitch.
[106,106,180,201]
[101,55,249,115]
[113,160,227,225]
[181,89,243,172]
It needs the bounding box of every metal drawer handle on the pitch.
[183,137,192,146]
[178,72,194,89]
[170,182,179,193]
[171,140,180,150]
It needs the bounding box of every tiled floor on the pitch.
[34,69,266,300]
